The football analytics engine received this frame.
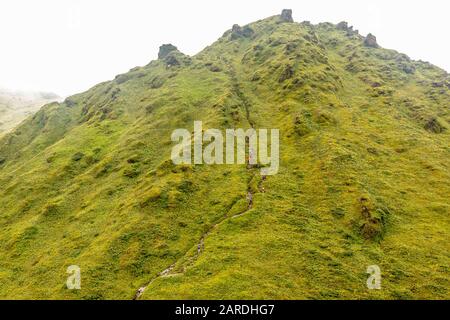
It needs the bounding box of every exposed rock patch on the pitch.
[336,21,349,31]
[164,54,180,67]
[424,117,446,133]
[279,64,294,82]
[359,196,388,240]
[395,54,416,74]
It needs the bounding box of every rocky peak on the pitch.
[364,33,379,48]
[280,9,293,23]
[158,44,178,59]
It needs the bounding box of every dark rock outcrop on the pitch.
[337,21,361,38]
[395,54,416,74]
[430,80,450,89]
[359,196,388,240]
[279,64,294,82]
[364,33,379,48]
[424,117,446,133]
[230,24,254,39]
[280,9,293,23]
[231,24,241,34]
[164,55,180,67]
[157,44,191,67]
[158,44,178,59]
[336,21,349,30]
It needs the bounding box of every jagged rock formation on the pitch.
[230,24,254,39]
[424,117,446,133]
[336,21,360,38]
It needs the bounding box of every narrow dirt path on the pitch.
[133,173,260,299]
[133,60,264,300]
[226,60,255,128]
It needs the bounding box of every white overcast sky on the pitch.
[0,0,448,96]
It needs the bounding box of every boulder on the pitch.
[280,9,293,23]
[364,33,379,48]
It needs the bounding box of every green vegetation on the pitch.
[0,13,448,300]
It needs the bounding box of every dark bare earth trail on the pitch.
[133,62,264,300]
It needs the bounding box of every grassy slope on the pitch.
[0,15,448,299]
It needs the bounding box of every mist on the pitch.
[0,0,448,97]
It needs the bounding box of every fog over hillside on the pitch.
[0,88,60,134]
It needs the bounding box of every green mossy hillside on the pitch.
[0,13,448,299]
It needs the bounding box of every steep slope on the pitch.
[0,11,448,299]
[0,89,59,136]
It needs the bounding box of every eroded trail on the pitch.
[227,61,255,128]
[133,61,263,300]
[133,170,263,299]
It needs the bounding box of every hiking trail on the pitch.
[133,61,264,300]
